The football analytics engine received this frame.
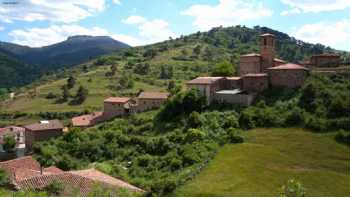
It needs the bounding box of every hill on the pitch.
[1,25,349,120]
[172,128,350,197]
[0,36,130,88]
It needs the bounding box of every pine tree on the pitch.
[75,86,88,104]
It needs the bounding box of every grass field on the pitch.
[172,128,350,197]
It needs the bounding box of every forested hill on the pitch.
[0,36,130,88]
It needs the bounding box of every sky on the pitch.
[0,0,349,51]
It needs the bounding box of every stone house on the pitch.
[103,97,131,119]
[137,92,170,112]
[0,126,26,158]
[310,53,340,67]
[242,73,269,93]
[186,77,225,105]
[268,63,309,88]
[24,120,64,151]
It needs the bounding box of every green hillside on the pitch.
[172,128,350,197]
[1,26,347,115]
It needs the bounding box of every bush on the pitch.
[278,179,306,197]
[226,128,244,144]
[335,130,350,146]
[211,61,235,76]
[186,128,206,142]
[3,135,16,153]
[0,169,9,187]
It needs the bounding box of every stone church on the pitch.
[187,33,310,106]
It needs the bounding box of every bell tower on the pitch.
[260,33,275,72]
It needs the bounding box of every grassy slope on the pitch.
[1,66,166,114]
[173,128,350,197]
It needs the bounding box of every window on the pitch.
[264,38,267,46]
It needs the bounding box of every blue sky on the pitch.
[0,0,350,50]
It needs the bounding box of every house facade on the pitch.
[310,54,340,67]
[137,92,170,112]
[24,120,64,151]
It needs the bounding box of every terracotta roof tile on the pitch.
[0,156,41,181]
[44,167,63,175]
[24,120,64,131]
[138,92,169,100]
[71,112,103,127]
[274,58,286,63]
[70,169,143,192]
[104,97,130,103]
[187,77,224,85]
[268,63,309,70]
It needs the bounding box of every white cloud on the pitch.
[0,0,106,23]
[9,24,109,47]
[281,0,350,14]
[181,0,273,31]
[292,20,350,50]
[281,8,301,16]
[122,15,177,45]
[122,16,146,25]
[112,0,121,5]
[0,26,4,31]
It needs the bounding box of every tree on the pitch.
[143,49,157,59]
[160,65,173,79]
[211,61,235,76]
[203,47,213,61]
[61,85,70,102]
[193,45,201,56]
[3,135,16,153]
[75,86,88,104]
[67,76,76,89]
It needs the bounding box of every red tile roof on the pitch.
[1,157,143,196]
[17,169,144,196]
[187,77,224,85]
[24,120,64,131]
[104,97,130,103]
[70,169,143,192]
[71,112,103,127]
[268,63,309,70]
[0,156,41,182]
[138,92,169,100]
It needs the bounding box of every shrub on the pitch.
[211,60,235,76]
[0,169,9,187]
[335,130,350,146]
[3,135,16,153]
[278,179,306,197]
[186,128,206,142]
[43,180,63,195]
[226,128,244,144]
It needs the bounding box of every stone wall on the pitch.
[239,56,261,76]
[103,102,126,119]
[214,93,256,107]
[137,98,167,112]
[310,56,340,67]
[269,69,308,88]
[242,76,269,93]
[25,129,63,150]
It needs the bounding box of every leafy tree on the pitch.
[203,47,213,61]
[160,65,174,79]
[118,73,134,90]
[193,45,201,56]
[143,49,157,59]
[211,61,235,76]
[3,135,16,152]
[134,63,150,75]
[67,76,76,89]
[74,86,88,104]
